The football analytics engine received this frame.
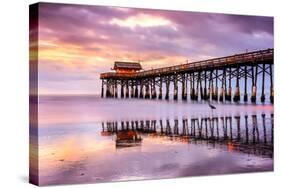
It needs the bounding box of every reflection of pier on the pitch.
[101,114,273,157]
[100,49,274,103]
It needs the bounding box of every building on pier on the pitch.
[113,61,142,74]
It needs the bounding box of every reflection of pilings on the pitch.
[174,119,179,134]
[215,117,219,139]
[204,118,208,139]
[182,119,188,135]
[245,115,249,143]
[271,114,273,144]
[221,117,227,139]
[226,117,233,140]
[235,116,241,140]
[166,119,171,135]
[262,114,267,144]
[173,75,178,100]
[209,118,214,138]
[101,114,273,157]
[252,115,259,143]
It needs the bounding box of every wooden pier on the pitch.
[100,48,274,103]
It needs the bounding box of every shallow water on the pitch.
[34,95,273,185]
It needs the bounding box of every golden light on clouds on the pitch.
[109,13,175,29]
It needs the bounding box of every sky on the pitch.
[32,3,273,95]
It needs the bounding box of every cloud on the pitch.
[35,3,273,94]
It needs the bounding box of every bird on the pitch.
[208,103,216,110]
[208,103,216,117]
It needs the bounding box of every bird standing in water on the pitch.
[208,103,216,117]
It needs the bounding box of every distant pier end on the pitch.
[100,48,274,103]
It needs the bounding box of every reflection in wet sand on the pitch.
[102,114,273,157]
[34,96,273,185]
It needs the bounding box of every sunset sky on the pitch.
[34,3,273,95]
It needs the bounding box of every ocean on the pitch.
[34,95,273,185]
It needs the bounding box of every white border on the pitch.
[0,0,280,187]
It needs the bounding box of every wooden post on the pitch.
[173,74,178,100]
[192,72,196,100]
[134,80,139,98]
[243,66,248,102]
[269,64,274,103]
[125,80,129,98]
[101,79,104,98]
[194,72,199,100]
[121,80,124,98]
[159,77,163,99]
[199,71,203,100]
[190,73,193,100]
[130,81,134,98]
[208,70,212,100]
[204,71,207,100]
[212,70,218,101]
[182,74,187,100]
[219,69,225,102]
[233,66,240,102]
[152,78,157,99]
[227,68,232,101]
[139,80,143,98]
[165,76,170,100]
[261,64,265,102]
[114,80,118,98]
[145,80,150,99]
[251,65,258,103]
